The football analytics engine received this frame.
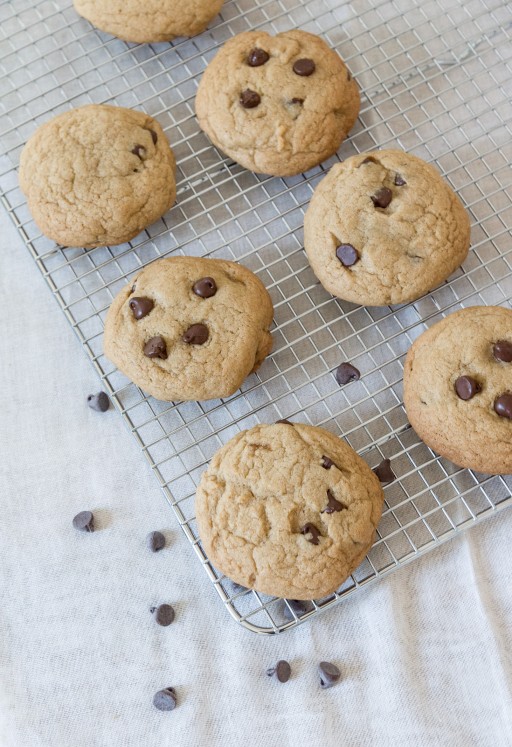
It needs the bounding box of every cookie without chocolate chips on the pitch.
[19,105,176,249]
[304,150,470,305]
[403,306,512,474]
[195,423,384,599]
[74,0,224,43]
[103,257,273,401]
[195,30,360,177]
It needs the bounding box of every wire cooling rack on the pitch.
[1,0,512,634]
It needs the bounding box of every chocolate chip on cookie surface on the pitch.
[195,30,360,177]
[404,306,512,474]
[195,423,384,600]
[104,257,273,402]
[304,149,470,306]
[19,105,176,249]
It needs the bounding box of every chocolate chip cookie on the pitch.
[195,30,360,177]
[304,150,471,305]
[19,105,176,249]
[195,423,384,599]
[103,257,274,401]
[74,0,224,43]
[403,306,512,474]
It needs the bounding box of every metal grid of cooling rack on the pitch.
[1,0,512,634]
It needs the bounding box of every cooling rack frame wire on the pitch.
[1,0,512,634]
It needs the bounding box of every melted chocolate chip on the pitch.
[371,187,392,208]
[240,89,261,108]
[336,243,359,267]
[182,324,209,345]
[494,393,512,419]
[72,511,94,533]
[129,296,154,320]
[300,523,321,545]
[266,660,291,683]
[347,70,352,80]
[148,129,158,145]
[247,48,269,66]
[293,58,315,76]
[455,376,481,401]
[131,284,136,293]
[493,340,512,363]
[373,458,395,484]
[193,277,217,298]
[131,144,146,159]
[153,688,177,711]
[321,489,346,514]
[394,173,406,186]
[321,455,334,469]
[359,156,378,166]
[144,336,167,359]
[290,97,304,104]
[276,419,293,425]
[335,362,360,386]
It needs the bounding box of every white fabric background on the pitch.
[1,207,512,747]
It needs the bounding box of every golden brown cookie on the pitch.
[195,30,360,176]
[403,306,512,474]
[19,105,176,249]
[195,423,384,599]
[304,150,470,305]
[103,257,274,401]
[74,0,224,43]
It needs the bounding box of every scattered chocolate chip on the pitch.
[147,531,166,552]
[240,89,261,108]
[300,523,321,545]
[321,455,334,469]
[148,129,158,145]
[73,511,94,533]
[394,173,406,186]
[87,391,110,412]
[494,393,512,419]
[321,489,346,514]
[373,458,395,483]
[129,296,154,320]
[290,97,304,104]
[359,156,378,166]
[293,58,315,76]
[150,604,175,626]
[131,144,146,159]
[153,688,177,711]
[144,336,167,359]
[247,48,269,66]
[182,323,209,345]
[455,376,481,401]
[283,599,311,621]
[336,243,359,267]
[318,661,341,689]
[266,660,291,683]
[193,277,217,298]
[276,419,293,425]
[335,362,360,386]
[371,187,392,208]
[493,340,512,363]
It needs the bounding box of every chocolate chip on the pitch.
[129,296,154,320]
[276,419,293,425]
[266,660,291,683]
[347,70,352,81]
[371,187,392,208]
[293,58,315,76]
[153,688,177,711]
[150,604,175,626]
[318,661,341,689]
[321,489,346,514]
[300,523,321,545]
[87,391,110,412]
[283,599,311,621]
[144,336,167,359]
[335,362,360,386]
[131,284,136,293]
[394,173,406,186]
[240,89,261,108]
[373,458,395,483]
[455,376,481,401]
[73,511,94,533]
[147,531,166,552]
[193,277,217,298]
[359,156,378,166]
[182,323,209,345]
[321,455,334,469]
[148,129,158,145]
[493,340,512,363]
[290,97,304,104]
[247,48,269,66]
[494,393,512,419]
[131,144,146,159]
[336,243,359,267]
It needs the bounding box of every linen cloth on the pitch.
[1,209,512,747]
